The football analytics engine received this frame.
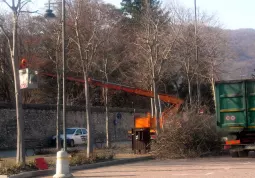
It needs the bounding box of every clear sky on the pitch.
[178,0,255,30]
[4,0,255,30]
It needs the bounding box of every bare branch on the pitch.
[0,24,12,51]
[2,0,13,10]
[20,10,38,14]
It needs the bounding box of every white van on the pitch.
[52,128,87,147]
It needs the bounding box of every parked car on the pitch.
[50,128,87,147]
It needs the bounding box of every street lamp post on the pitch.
[45,0,67,151]
[45,1,72,177]
[61,0,67,152]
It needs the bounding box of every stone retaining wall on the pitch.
[0,103,147,149]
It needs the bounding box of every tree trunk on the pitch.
[150,85,154,118]
[187,78,192,105]
[84,74,93,158]
[211,77,216,109]
[104,87,110,148]
[174,81,180,98]
[211,65,216,110]
[12,12,25,165]
[158,94,163,130]
[196,75,200,107]
[103,59,110,148]
[152,78,160,135]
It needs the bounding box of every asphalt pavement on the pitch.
[43,156,255,178]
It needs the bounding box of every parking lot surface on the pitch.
[43,156,255,178]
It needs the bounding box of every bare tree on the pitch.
[0,0,33,164]
[130,3,179,133]
[68,0,106,157]
[93,5,126,147]
[174,25,197,105]
[46,29,62,151]
[97,41,126,147]
[198,26,228,108]
[170,4,226,108]
[41,18,62,150]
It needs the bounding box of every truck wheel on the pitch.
[70,140,75,147]
[238,150,249,157]
[231,151,239,157]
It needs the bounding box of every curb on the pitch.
[3,156,153,178]
[9,170,55,178]
[71,156,153,171]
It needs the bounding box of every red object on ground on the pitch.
[35,158,48,170]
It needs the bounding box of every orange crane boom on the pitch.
[42,73,183,107]
[88,78,183,104]
[87,78,184,131]
[87,77,183,110]
[41,73,184,132]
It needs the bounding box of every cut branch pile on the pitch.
[152,110,223,159]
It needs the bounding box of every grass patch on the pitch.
[70,149,115,166]
[0,160,39,175]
